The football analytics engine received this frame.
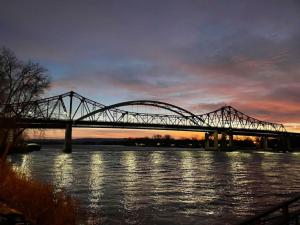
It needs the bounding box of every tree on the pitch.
[163,134,173,140]
[0,47,50,158]
[152,134,162,140]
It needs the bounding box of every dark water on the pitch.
[8,145,300,225]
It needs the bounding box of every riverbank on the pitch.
[0,161,78,225]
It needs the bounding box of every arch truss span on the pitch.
[76,100,208,127]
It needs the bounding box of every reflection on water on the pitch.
[195,152,218,206]
[228,152,254,216]
[11,154,32,178]
[149,151,163,196]
[8,146,300,225]
[121,151,139,211]
[53,154,73,189]
[89,153,104,210]
[180,151,196,205]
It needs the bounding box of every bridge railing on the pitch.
[237,194,300,225]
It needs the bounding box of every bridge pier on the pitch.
[204,131,219,151]
[63,123,72,153]
[287,137,292,151]
[229,134,233,148]
[259,136,293,152]
[205,132,210,149]
[261,136,269,150]
[204,131,235,151]
[221,132,227,149]
[220,132,234,150]
[283,136,292,152]
[213,131,218,150]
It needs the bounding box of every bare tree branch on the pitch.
[0,47,50,158]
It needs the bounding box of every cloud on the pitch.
[1,0,300,132]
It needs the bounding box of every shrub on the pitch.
[0,161,78,225]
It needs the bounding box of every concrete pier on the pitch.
[220,132,234,150]
[205,131,219,150]
[229,134,233,148]
[261,136,269,150]
[205,132,210,149]
[213,131,218,150]
[63,123,72,153]
[221,132,226,148]
[285,136,292,151]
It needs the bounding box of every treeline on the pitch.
[122,134,258,148]
[125,134,202,148]
[31,135,300,149]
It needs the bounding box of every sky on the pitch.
[1,0,300,138]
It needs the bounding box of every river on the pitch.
[8,145,300,225]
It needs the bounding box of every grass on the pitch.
[0,160,78,225]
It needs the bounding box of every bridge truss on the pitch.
[0,91,286,135]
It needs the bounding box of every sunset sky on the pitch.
[1,0,300,138]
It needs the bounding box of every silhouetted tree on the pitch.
[152,134,162,140]
[0,47,50,158]
[163,134,172,140]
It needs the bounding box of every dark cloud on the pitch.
[1,0,300,127]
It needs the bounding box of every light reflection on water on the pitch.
[228,152,254,216]
[11,154,32,178]
[89,153,104,210]
[53,154,73,189]
[8,146,300,225]
[121,151,139,211]
[149,151,168,207]
[180,151,195,199]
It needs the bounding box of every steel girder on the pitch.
[76,100,206,127]
[197,106,286,132]
[0,91,286,134]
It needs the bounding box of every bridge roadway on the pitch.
[7,118,297,137]
[1,91,299,153]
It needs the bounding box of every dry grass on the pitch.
[0,161,78,225]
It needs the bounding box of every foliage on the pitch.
[0,161,78,225]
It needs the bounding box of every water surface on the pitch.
[8,145,300,225]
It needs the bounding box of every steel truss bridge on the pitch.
[1,91,298,152]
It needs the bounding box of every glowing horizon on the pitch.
[27,123,300,140]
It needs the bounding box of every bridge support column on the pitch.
[205,132,210,150]
[262,136,268,150]
[213,131,219,150]
[229,134,233,148]
[63,123,72,153]
[285,136,292,152]
[287,137,292,151]
[221,132,227,149]
[204,131,219,151]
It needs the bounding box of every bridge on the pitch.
[1,91,298,153]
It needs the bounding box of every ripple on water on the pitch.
[8,146,300,225]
